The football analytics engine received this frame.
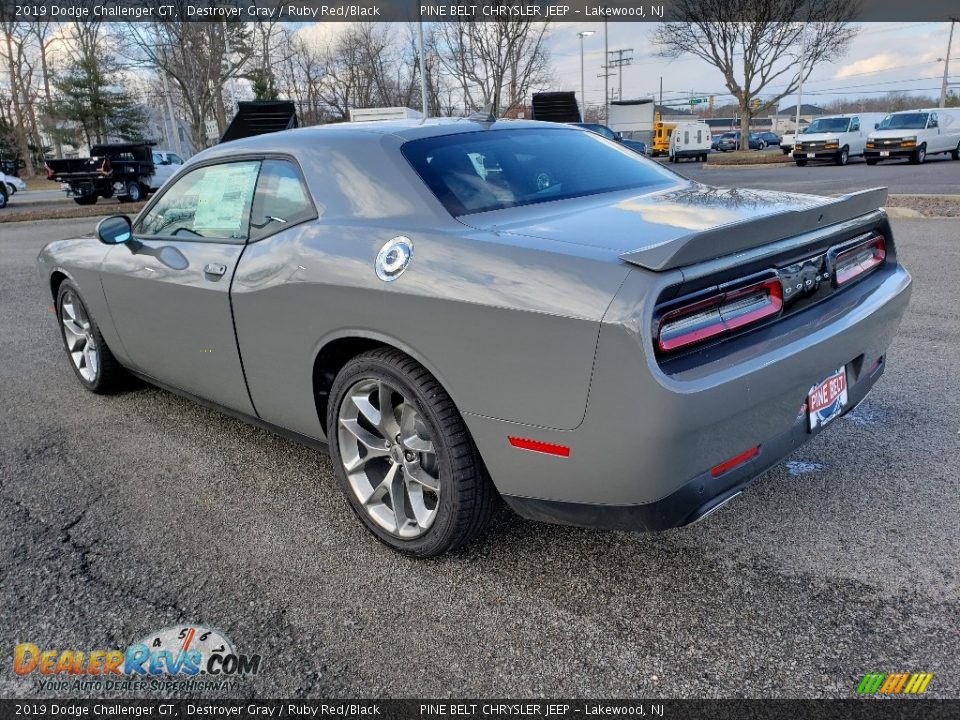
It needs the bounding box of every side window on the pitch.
[929,113,938,128]
[168,154,184,165]
[136,161,260,242]
[152,152,163,165]
[249,159,316,240]
[850,118,860,132]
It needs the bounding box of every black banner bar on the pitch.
[2,0,959,23]
[1,700,958,720]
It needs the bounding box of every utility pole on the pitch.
[940,19,957,108]
[160,68,183,157]
[603,18,609,124]
[794,22,810,134]
[418,21,428,120]
[606,48,634,103]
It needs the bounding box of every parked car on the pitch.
[38,119,912,557]
[716,131,769,151]
[754,131,781,148]
[865,108,960,165]
[669,121,711,162]
[45,143,184,205]
[793,113,886,166]
[572,123,647,154]
[780,127,809,154]
[2,171,26,195]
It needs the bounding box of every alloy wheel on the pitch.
[337,378,441,539]
[60,290,99,383]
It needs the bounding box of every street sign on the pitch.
[689,97,707,104]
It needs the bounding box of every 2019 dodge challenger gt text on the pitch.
[38,119,912,557]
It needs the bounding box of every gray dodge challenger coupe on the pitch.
[38,118,912,556]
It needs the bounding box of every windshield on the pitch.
[879,113,929,130]
[806,117,851,133]
[402,128,678,216]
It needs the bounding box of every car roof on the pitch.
[196,118,580,160]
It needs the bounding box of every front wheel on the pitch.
[910,144,926,164]
[327,349,494,557]
[56,281,125,393]
[951,141,959,160]
[795,159,808,167]
[0,188,7,209]
[73,195,97,206]
[866,158,879,166]
[836,147,849,166]
[120,181,144,202]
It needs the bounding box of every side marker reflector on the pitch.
[710,445,760,478]
[508,436,570,458]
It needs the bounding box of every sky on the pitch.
[543,22,955,111]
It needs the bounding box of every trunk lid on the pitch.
[459,182,887,271]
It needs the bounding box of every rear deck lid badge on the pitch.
[376,237,413,282]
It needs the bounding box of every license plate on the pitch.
[880,151,890,157]
[795,153,806,158]
[808,367,848,431]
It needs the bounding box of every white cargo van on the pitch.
[792,113,886,166]
[669,121,711,162]
[865,108,960,164]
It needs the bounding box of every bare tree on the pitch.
[654,0,857,143]
[122,14,253,150]
[434,7,551,115]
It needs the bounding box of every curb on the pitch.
[699,161,795,170]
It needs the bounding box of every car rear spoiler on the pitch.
[619,187,889,272]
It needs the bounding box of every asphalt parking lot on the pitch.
[1,212,958,699]
[674,152,960,195]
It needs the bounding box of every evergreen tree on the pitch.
[49,46,146,147]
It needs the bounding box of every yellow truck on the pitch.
[651,113,677,157]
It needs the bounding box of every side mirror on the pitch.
[96,215,132,245]
[614,131,623,142]
[874,123,879,130]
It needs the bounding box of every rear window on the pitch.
[401,128,676,216]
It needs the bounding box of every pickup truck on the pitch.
[45,143,184,205]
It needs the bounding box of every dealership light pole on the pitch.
[940,19,957,108]
[578,30,595,121]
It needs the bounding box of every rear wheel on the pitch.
[328,349,494,557]
[120,181,144,203]
[56,281,125,393]
[0,187,7,209]
[836,146,849,166]
[951,141,960,160]
[73,195,97,206]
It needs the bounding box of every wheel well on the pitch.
[50,271,68,302]
[312,337,387,430]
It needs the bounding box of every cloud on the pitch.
[835,53,903,79]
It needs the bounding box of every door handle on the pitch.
[204,263,227,277]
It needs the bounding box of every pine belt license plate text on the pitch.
[808,366,848,431]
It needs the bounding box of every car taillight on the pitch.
[831,235,886,287]
[657,277,783,353]
[45,163,54,180]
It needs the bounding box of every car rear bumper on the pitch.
[466,261,912,527]
[502,358,884,531]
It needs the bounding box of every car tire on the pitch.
[759,141,766,150]
[795,159,808,167]
[73,195,97,205]
[836,147,849,166]
[0,187,7,209]
[120,181,144,203]
[951,141,960,160]
[866,158,879,166]
[5,182,15,195]
[782,148,790,155]
[56,281,126,394]
[910,144,926,164]
[327,348,494,557]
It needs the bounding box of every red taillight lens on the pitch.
[832,235,885,287]
[45,163,54,180]
[657,277,783,353]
